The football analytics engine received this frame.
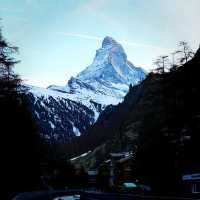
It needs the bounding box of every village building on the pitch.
[87,169,98,188]
[182,173,200,194]
[104,152,135,187]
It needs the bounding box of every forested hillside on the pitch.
[69,46,200,194]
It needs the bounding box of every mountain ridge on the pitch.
[25,36,146,142]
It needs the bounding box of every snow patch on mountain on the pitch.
[73,126,81,137]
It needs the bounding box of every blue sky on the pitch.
[0,0,200,87]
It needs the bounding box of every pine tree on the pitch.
[0,24,43,199]
[153,55,170,74]
[0,27,20,96]
[178,41,194,64]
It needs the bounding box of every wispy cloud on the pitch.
[120,40,169,51]
[58,32,102,41]
[58,32,169,51]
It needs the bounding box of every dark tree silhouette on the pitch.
[170,50,181,71]
[0,27,21,96]
[153,55,169,74]
[0,24,45,200]
[178,41,194,64]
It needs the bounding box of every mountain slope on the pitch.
[25,36,146,142]
[70,47,200,193]
[26,86,96,142]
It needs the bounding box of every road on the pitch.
[13,190,199,200]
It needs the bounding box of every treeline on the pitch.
[152,41,195,74]
[134,46,200,194]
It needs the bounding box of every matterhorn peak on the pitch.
[76,36,146,88]
[102,36,119,48]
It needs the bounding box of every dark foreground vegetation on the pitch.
[0,25,45,199]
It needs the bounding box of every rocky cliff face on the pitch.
[25,37,146,142]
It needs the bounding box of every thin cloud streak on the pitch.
[121,40,170,51]
[58,32,169,51]
[58,32,102,41]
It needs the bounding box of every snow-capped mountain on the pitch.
[49,36,145,101]
[25,36,146,142]
[76,36,145,98]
